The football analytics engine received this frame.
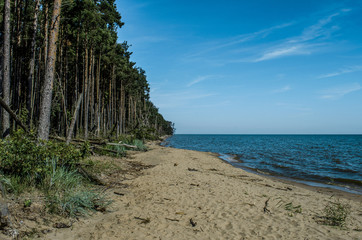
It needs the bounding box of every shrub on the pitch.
[0,131,110,217]
[0,130,84,182]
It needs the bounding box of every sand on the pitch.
[44,142,362,240]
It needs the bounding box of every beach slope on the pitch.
[45,142,362,240]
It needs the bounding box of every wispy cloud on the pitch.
[320,83,361,99]
[253,8,351,62]
[290,10,348,43]
[254,45,311,62]
[185,22,294,59]
[317,65,362,79]
[187,75,213,87]
[273,85,292,93]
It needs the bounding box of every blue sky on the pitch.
[115,0,362,134]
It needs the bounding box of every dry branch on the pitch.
[263,198,271,214]
[0,97,29,134]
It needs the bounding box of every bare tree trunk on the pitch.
[27,0,40,126]
[66,93,83,144]
[2,0,11,137]
[90,52,95,133]
[38,0,62,141]
[83,47,89,139]
[44,2,49,67]
[96,53,101,137]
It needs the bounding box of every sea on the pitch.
[162,134,362,195]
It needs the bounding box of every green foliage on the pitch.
[131,126,159,140]
[24,199,32,208]
[132,139,147,151]
[0,174,14,194]
[0,130,84,181]
[102,144,126,157]
[0,131,111,216]
[19,107,29,124]
[323,200,351,227]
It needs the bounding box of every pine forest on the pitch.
[0,0,175,141]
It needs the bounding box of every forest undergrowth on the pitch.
[0,129,152,239]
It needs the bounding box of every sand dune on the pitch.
[44,142,362,240]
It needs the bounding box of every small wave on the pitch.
[332,168,359,174]
[332,178,362,187]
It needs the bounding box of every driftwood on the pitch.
[263,198,271,214]
[107,142,138,149]
[0,97,29,134]
[69,138,107,145]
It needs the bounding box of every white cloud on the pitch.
[320,83,361,99]
[317,65,362,79]
[187,75,213,87]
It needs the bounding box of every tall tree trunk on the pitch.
[90,52,95,133]
[83,47,89,139]
[44,2,49,67]
[27,0,40,126]
[38,0,62,141]
[96,53,101,137]
[2,0,11,137]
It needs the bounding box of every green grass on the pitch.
[131,139,147,151]
[42,165,112,217]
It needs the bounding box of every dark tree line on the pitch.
[0,0,175,141]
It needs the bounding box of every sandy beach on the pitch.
[44,142,362,240]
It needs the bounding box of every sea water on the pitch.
[163,134,362,194]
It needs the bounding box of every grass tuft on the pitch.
[323,200,351,227]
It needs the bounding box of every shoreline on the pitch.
[218,152,362,197]
[45,142,362,239]
[162,136,362,197]
[169,145,362,202]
